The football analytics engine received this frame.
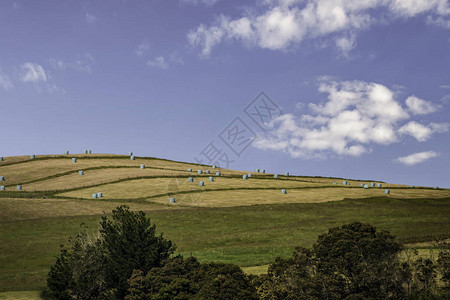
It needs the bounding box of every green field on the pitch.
[0,154,449,294]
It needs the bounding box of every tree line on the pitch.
[43,205,450,299]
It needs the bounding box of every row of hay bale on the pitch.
[188,169,222,176]
[92,192,103,199]
[0,185,22,190]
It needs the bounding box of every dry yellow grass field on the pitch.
[0,198,171,222]
[0,154,253,187]
[147,187,450,207]
[56,177,339,200]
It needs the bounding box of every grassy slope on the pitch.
[1,197,449,291]
[0,154,449,293]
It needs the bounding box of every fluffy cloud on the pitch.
[254,79,448,158]
[147,56,168,69]
[188,0,450,56]
[0,71,13,91]
[395,151,440,166]
[405,96,440,114]
[20,63,47,82]
[398,121,449,141]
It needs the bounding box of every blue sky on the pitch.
[1,0,449,187]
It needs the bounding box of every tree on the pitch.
[313,222,403,298]
[256,222,408,300]
[100,205,175,298]
[44,205,175,299]
[126,256,258,300]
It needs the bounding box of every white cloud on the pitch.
[49,54,94,73]
[398,121,433,141]
[396,151,440,166]
[20,63,47,82]
[254,79,410,158]
[0,71,13,91]
[135,42,150,57]
[181,0,219,6]
[398,121,449,141]
[49,58,66,70]
[405,95,440,114]
[86,13,96,24]
[254,78,448,159]
[147,56,168,69]
[441,94,450,102]
[188,0,450,57]
[335,33,357,55]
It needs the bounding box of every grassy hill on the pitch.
[0,153,449,296]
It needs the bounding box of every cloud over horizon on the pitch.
[396,151,440,166]
[253,78,448,159]
[188,0,450,57]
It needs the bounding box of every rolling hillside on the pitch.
[1,153,449,295]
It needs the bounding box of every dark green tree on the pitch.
[126,256,258,300]
[100,205,175,298]
[313,222,403,298]
[44,205,175,299]
[256,222,408,300]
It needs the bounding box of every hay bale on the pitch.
[242,175,248,180]
[72,158,77,163]
[343,181,347,185]
[364,185,369,189]
[384,189,390,194]
[140,164,145,169]
[187,168,193,172]
[281,189,287,194]
[0,176,4,181]
[199,181,205,186]
[169,197,175,203]
[285,172,289,176]
[248,174,252,178]
[130,156,135,160]
[16,185,22,190]
[188,177,194,182]
[92,193,98,199]
[0,157,3,161]
[377,183,382,188]
[370,182,375,187]
[205,170,210,174]
[274,174,278,179]
[64,151,69,155]
[128,152,133,156]
[216,172,221,176]
[0,186,5,191]
[197,170,202,175]
[97,192,102,198]
[209,176,214,182]
[78,171,84,176]
[30,155,35,159]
